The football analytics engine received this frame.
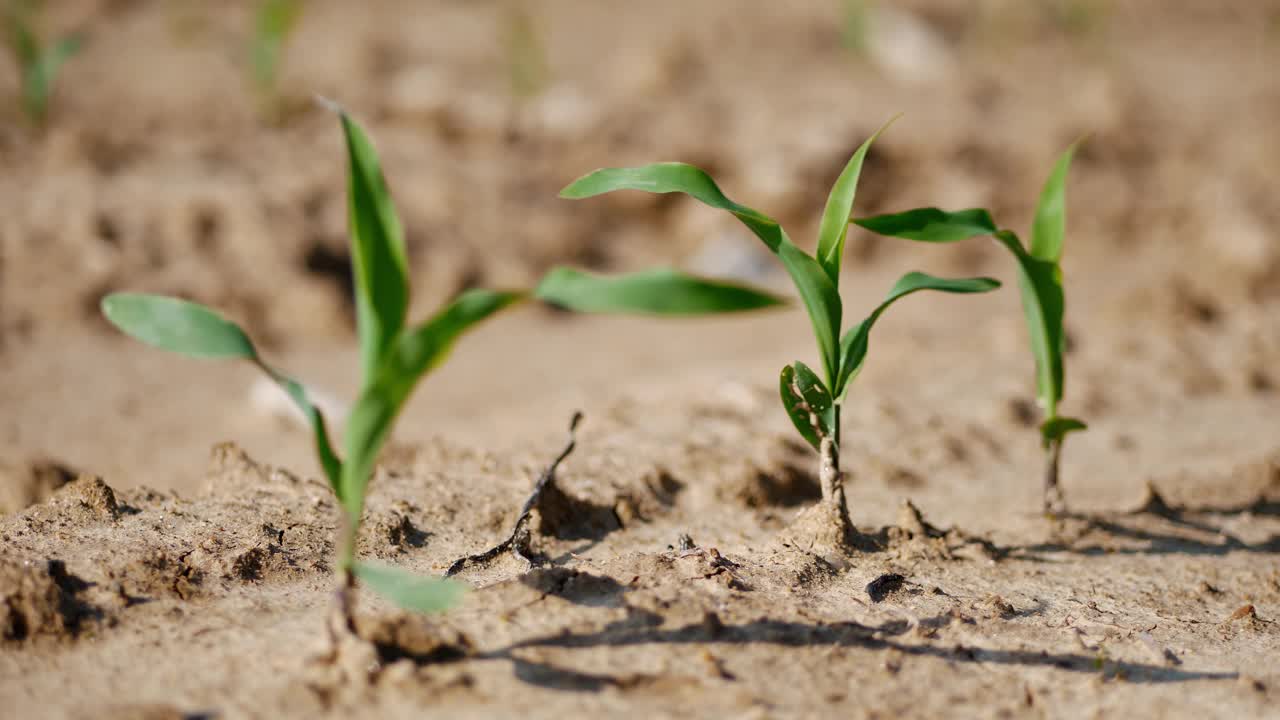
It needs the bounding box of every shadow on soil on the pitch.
[483,615,1235,692]
[1009,491,1280,559]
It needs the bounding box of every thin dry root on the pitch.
[445,411,583,576]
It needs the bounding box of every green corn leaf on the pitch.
[560,163,843,385]
[101,293,257,359]
[561,163,788,252]
[853,207,997,243]
[533,266,785,315]
[340,289,525,521]
[995,230,1065,415]
[780,362,835,451]
[353,562,466,614]
[332,107,410,389]
[815,117,895,283]
[1029,143,1078,263]
[777,243,844,386]
[834,272,1001,399]
[24,34,80,121]
[1041,416,1087,446]
[101,293,343,497]
[3,8,38,68]
[251,0,302,90]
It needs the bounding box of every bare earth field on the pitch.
[2,1,1279,718]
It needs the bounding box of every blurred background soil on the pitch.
[1,1,1278,717]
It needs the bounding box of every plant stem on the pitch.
[1043,436,1064,514]
[329,509,359,641]
[819,405,848,518]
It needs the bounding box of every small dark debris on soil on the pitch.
[1227,604,1256,622]
[866,573,907,603]
[976,593,1018,619]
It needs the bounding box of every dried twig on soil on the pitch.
[445,411,583,577]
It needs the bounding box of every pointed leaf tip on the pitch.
[815,115,898,282]
[100,293,258,360]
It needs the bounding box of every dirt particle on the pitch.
[356,614,471,666]
[52,475,122,522]
[1226,604,1256,622]
[0,559,97,644]
[866,573,907,603]
[977,594,1018,619]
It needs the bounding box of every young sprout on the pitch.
[840,0,874,55]
[249,0,303,122]
[3,0,82,126]
[560,121,1001,546]
[853,143,1085,513]
[501,0,549,101]
[101,107,779,635]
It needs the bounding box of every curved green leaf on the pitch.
[353,562,466,613]
[778,243,843,385]
[332,108,410,388]
[995,231,1065,415]
[834,273,1001,398]
[1029,143,1078,263]
[815,117,895,283]
[340,289,525,520]
[853,207,997,243]
[534,267,785,315]
[102,293,257,359]
[4,9,39,68]
[560,162,842,386]
[780,362,835,451]
[560,163,787,252]
[101,293,343,497]
[1041,416,1087,445]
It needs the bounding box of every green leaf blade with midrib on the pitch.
[780,362,835,451]
[338,110,411,389]
[815,118,895,283]
[1029,143,1078,263]
[852,207,997,243]
[533,267,785,315]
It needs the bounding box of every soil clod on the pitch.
[865,573,907,603]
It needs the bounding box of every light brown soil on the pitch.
[2,1,1279,717]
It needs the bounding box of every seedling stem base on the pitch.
[1043,437,1065,515]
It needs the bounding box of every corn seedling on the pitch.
[249,0,303,122]
[101,106,780,635]
[3,0,81,126]
[560,121,1001,544]
[853,144,1085,513]
[840,0,874,55]
[502,0,549,101]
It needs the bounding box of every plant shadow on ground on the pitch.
[410,567,1236,693]
[478,614,1235,692]
[1007,489,1280,559]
